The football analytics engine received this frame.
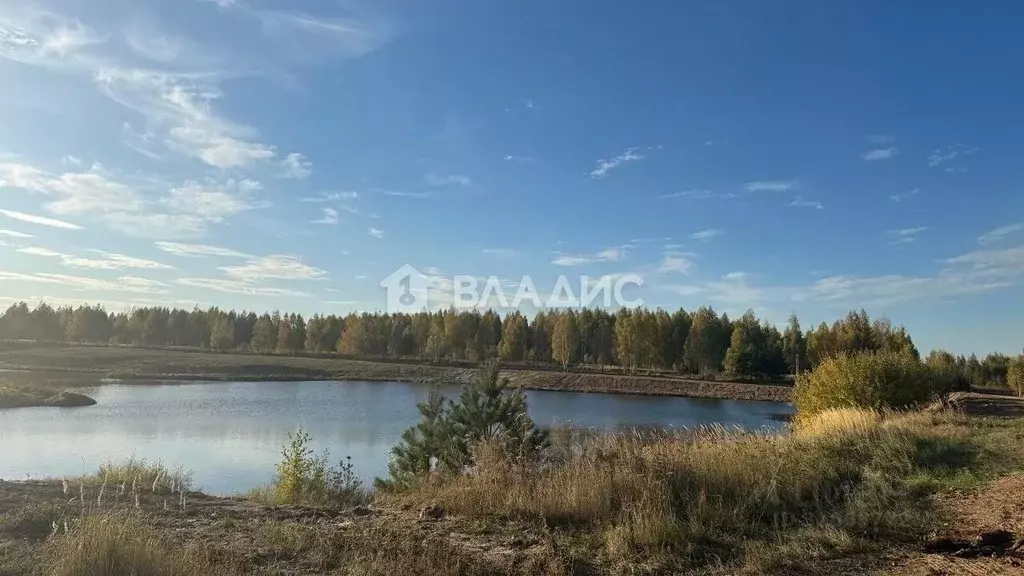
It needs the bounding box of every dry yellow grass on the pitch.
[383,409,990,572]
[43,513,240,576]
[794,407,885,438]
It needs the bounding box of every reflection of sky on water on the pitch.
[0,381,793,495]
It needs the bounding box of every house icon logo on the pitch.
[380,264,430,313]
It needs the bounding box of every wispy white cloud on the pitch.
[101,212,206,239]
[0,0,389,173]
[121,122,162,160]
[707,272,763,305]
[0,208,81,230]
[502,154,535,163]
[161,178,269,222]
[667,285,704,297]
[0,162,50,191]
[928,145,979,168]
[221,255,326,281]
[660,189,737,200]
[862,147,899,161]
[890,188,919,203]
[0,271,168,294]
[61,155,82,166]
[0,229,32,238]
[176,277,308,297]
[744,180,798,192]
[154,241,249,258]
[551,246,626,266]
[424,173,472,187]
[978,223,1024,246]
[689,229,723,241]
[589,147,644,179]
[17,246,61,257]
[482,248,518,259]
[312,207,338,225]
[658,254,695,275]
[282,152,312,178]
[888,226,927,245]
[368,227,384,239]
[300,191,359,202]
[789,196,824,210]
[381,190,434,198]
[18,246,173,270]
[0,162,143,215]
[793,243,1024,307]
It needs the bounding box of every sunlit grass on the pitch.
[383,409,1024,572]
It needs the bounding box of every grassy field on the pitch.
[2,397,1024,575]
[0,342,793,402]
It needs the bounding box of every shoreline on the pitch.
[0,344,793,403]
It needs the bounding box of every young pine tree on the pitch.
[377,386,451,489]
[443,360,548,471]
[380,361,548,489]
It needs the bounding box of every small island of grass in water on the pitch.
[0,382,96,409]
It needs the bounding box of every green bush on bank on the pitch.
[794,352,954,420]
[251,429,369,508]
[1009,356,1024,397]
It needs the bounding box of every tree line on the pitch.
[0,301,1017,385]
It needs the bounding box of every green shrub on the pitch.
[262,428,368,507]
[794,352,942,420]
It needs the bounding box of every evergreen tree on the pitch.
[378,386,451,489]
[782,314,806,374]
[442,361,548,471]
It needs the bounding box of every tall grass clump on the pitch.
[43,513,239,576]
[89,458,193,494]
[251,428,369,507]
[793,351,951,421]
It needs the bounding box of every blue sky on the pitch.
[0,0,1022,355]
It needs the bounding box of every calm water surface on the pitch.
[0,381,793,494]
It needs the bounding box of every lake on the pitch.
[0,380,794,494]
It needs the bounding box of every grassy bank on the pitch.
[0,382,95,409]
[2,404,1023,575]
[382,407,1024,574]
[0,343,793,402]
